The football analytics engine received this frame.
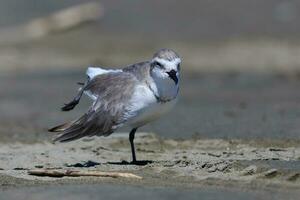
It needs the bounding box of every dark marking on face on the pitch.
[167,70,178,84]
[153,61,164,69]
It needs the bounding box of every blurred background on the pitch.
[1,0,300,142]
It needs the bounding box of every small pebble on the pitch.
[263,169,278,178]
[240,165,257,176]
[287,173,300,181]
[207,166,217,173]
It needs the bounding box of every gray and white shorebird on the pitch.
[49,49,181,164]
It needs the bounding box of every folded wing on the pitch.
[50,72,138,142]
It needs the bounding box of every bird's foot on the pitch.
[129,160,153,166]
[107,160,153,166]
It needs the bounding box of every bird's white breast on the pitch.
[126,83,177,128]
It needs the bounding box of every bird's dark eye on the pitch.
[177,63,181,71]
[153,61,164,69]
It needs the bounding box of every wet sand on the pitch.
[2,184,299,200]
[0,133,300,196]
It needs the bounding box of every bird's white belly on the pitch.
[129,99,177,128]
[126,84,177,128]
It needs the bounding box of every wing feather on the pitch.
[52,72,138,142]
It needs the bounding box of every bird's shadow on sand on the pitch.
[65,160,100,168]
[64,160,154,167]
[107,160,153,166]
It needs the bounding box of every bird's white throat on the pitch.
[150,69,179,101]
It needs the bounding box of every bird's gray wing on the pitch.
[52,72,138,142]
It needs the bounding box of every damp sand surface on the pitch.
[1,133,300,199]
[1,184,299,200]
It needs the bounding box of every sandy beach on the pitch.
[1,133,300,197]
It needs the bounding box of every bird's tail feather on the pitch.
[49,111,114,143]
[48,121,74,132]
[49,114,89,142]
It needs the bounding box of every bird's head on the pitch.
[150,49,181,85]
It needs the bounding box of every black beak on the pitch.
[167,70,178,84]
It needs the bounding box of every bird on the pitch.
[49,49,181,164]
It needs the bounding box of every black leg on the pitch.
[107,129,153,165]
[129,128,137,163]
